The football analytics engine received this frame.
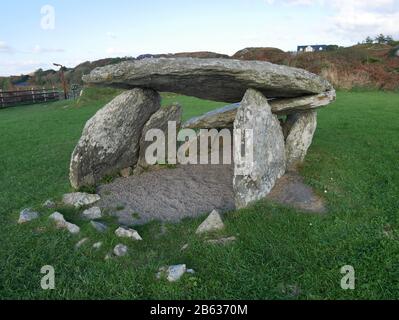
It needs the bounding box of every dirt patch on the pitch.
[267,172,326,213]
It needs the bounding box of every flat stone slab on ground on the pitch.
[83,58,333,103]
[98,165,325,223]
[267,173,326,213]
[97,164,235,226]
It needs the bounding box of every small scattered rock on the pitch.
[90,221,108,233]
[43,199,56,209]
[49,212,67,227]
[93,242,103,249]
[181,244,189,251]
[280,284,302,298]
[76,238,89,249]
[167,265,187,282]
[157,265,187,282]
[34,227,47,234]
[156,266,168,280]
[113,244,128,257]
[196,210,225,234]
[82,207,102,220]
[105,253,113,260]
[18,208,39,224]
[66,222,80,235]
[186,269,196,274]
[207,236,237,245]
[120,167,133,178]
[115,227,143,241]
[62,192,101,208]
[49,212,80,234]
[155,223,168,239]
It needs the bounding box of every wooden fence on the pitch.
[0,88,62,109]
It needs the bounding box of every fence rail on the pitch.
[0,88,62,108]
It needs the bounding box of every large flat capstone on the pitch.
[83,58,333,103]
[70,88,160,188]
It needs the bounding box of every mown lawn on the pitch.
[0,89,398,300]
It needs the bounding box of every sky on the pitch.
[1,0,398,76]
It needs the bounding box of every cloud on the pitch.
[0,41,14,54]
[329,1,399,39]
[265,0,399,41]
[32,45,65,54]
[0,59,46,76]
[106,32,117,39]
[106,47,130,55]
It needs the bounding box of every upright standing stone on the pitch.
[233,89,286,209]
[285,111,318,171]
[135,104,182,172]
[69,89,161,188]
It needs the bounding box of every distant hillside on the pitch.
[2,46,398,91]
[232,44,399,91]
[232,47,287,64]
[137,51,230,60]
[0,57,133,91]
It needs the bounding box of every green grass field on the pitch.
[0,89,398,300]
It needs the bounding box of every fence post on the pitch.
[43,87,47,102]
[31,88,35,103]
[0,89,3,108]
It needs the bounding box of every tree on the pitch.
[375,34,387,44]
[385,35,394,45]
[34,68,45,86]
[1,78,12,91]
[374,34,395,45]
[365,36,374,44]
